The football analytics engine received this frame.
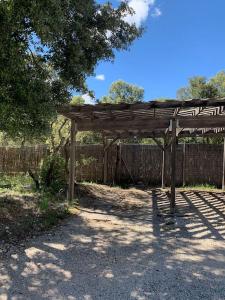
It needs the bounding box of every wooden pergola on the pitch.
[58,97,225,213]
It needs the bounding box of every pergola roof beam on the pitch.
[58,97,225,115]
[77,118,171,131]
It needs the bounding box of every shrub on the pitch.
[40,154,67,194]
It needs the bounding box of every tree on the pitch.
[210,71,225,97]
[177,76,218,100]
[189,77,218,99]
[0,1,141,139]
[176,72,225,144]
[176,87,191,101]
[100,80,144,104]
[71,96,85,106]
[99,80,145,144]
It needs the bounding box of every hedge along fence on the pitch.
[0,144,223,187]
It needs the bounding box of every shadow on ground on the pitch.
[1,185,225,299]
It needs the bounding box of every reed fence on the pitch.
[0,144,223,187]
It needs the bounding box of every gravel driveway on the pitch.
[0,185,225,299]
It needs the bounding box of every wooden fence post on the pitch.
[68,120,77,202]
[103,138,108,184]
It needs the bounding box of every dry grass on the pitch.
[0,190,69,252]
[76,183,149,211]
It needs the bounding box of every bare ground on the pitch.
[0,184,225,299]
[0,192,69,256]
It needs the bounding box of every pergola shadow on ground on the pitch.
[151,189,225,240]
[58,97,225,213]
[1,185,225,299]
[76,184,225,240]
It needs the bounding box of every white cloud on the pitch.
[82,94,95,105]
[95,74,105,81]
[123,0,156,27]
[151,7,162,17]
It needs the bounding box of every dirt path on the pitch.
[1,185,225,299]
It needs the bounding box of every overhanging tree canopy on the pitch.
[0,0,141,138]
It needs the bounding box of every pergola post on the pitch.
[182,142,186,187]
[170,119,177,214]
[222,137,225,190]
[161,138,166,189]
[68,120,77,202]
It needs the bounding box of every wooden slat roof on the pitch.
[58,97,225,138]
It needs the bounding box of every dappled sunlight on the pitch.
[25,247,58,260]
[1,185,225,299]
[151,189,225,240]
[43,243,67,251]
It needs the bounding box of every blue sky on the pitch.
[82,0,225,103]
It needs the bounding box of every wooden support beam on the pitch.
[118,143,122,184]
[152,136,164,151]
[103,131,166,139]
[103,129,225,139]
[161,138,166,189]
[182,143,186,187]
[104,136,119,152]
[68,120,77,202]
[77,119,170,131]
[74,115,225,133]
[170,119,177,214]
[179,115,225,129]
[222,137,225,191]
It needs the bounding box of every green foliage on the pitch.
[77,131,102,144]
[210,71,225,97]
[0,174,33,192]
[71,96,85,105]
[176,87,191,100]
[189,76,218,99]
[177,71,225,100]
[176,71,225,145]
[38,190,70,227]
[78,155,97,167]
[47,116,102,149]
[152,97,175,102]
[39,195,50,211]
[99,80,145,143]
[100,80,144,104]
[0,1,141,139]
[183,184,217,191]
[177,76,218,100]
[47,115,70,151]
[40,154,67,194]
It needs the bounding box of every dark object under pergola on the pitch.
[58,97,225,213]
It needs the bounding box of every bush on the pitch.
[40,154,67,194]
